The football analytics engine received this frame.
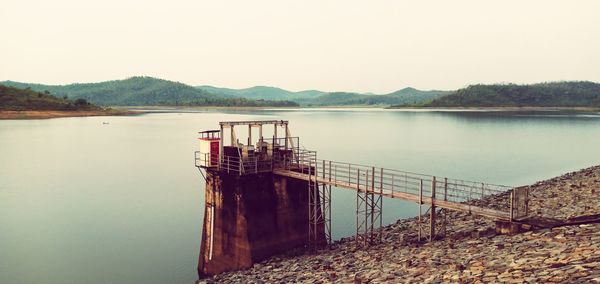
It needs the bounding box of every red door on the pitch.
[210,141,219,166]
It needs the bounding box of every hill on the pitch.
[196,85,325,101]
[0,84,99,111]
[2,77,447,107]
[1,77,298,107]
[420,82,600,107]
[199,85,449,106]
[304,88,449,106]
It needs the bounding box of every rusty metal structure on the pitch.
[195,120,529,248]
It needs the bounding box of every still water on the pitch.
[1,109,599,284]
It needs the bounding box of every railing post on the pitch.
[443,177,448,237]
[334,164,337,186]
[430,176,436,241]
[356,168,360,246]
[510,190,514,221]
[391,174,394,196]
[481,183,484,198]
[308,159,312,246]
[348,164,351,184]
[380,167,383,243]
[469,182,472,202]
[323,160,326,180]
[444,178,448,201]
[365,169,369,244]
[371,167,375,243]
[418,179,423,242]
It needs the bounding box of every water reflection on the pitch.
[0,109,599,284]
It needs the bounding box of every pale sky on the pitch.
[1,0,599,93]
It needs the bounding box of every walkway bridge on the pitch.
[195,120,529,249]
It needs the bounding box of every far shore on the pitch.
[386,106,600,112]
[3,105,599,120]
[124,105,600,112]
[0,109,140,120]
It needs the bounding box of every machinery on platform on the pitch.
[195,120,300,175]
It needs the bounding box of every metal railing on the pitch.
[276,156,515,218]
[196,142,520,219]
[195,137,301,175]
[291,159,510,199]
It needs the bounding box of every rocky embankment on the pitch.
[205,166,600,283]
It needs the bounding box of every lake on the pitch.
[1,108,599,284]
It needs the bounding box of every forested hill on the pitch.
[304,88,449,106]
[196,85,325,101]
[0,85,99,111]
[1,77,298,107]
[2,77,449,107]
[200,85,449,106]
[420,82,600,107]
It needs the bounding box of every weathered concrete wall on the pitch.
[198,170,324,277]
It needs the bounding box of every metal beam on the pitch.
[220,120,288,127]
[273,169,512,221]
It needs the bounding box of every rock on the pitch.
[206,166,600,284]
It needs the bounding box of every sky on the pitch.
[1,0,599,93]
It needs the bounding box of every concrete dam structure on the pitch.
[195,121,328,277]
[194,120,530,278]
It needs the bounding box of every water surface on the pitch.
[1,109,599,284]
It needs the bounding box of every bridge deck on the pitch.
[274,167,511,222]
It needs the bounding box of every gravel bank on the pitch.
[204,166,600,283]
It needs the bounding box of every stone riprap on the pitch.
[203,166,600,283]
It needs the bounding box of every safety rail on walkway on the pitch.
[275,150,518,222]
[195,137,300,174]
[283,153,510,201]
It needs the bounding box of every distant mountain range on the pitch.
[0,77,449,107]
[4,77,597,108]
[196,85,325,101]
[195,85,450,106]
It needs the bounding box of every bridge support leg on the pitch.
[430,177,436,241]
[308,158,330,249]
[417,179,428,242]
[418,177,449,242]
[441,178,448,238]
[322,183,331,245]
[356,168,382,248]
[356,169,365,247]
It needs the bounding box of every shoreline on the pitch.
[124,105,600,112]
[0,109,140,120]
[3,106,599,120]
[386,106,600,112]
[207,165,600,283]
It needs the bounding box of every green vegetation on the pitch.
[196,85,325,101]
[302,88,449,106]
[199,85,449,106]
[413,82,600,108]
[0,85,99,111]
[8,77,596,108]
[1,77,299,107]
[2,77,443,107]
